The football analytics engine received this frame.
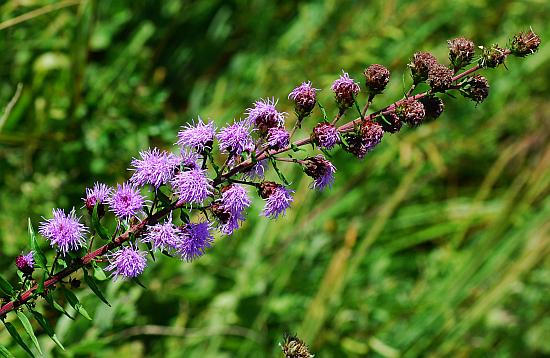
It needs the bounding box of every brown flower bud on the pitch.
[427,63,454,92]
[280,333,314,358]
[379,111,403,134]
[364,64,391,94]
[397,98,426,127]
[460,75,490,103]
[448,37,475,69]
[419,96,445,121]
[479,44,506,68]
[343,121,384,159]
[510,30,541,57]
[408,51,437,83]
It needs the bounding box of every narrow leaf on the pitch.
[30,310,65,350]
[0,276,14,297]
[44,294,73,320]
[83,270,110,307]
[63,289,92,320]
[92,263,107,281]
[16,311,42,355]
[36,271,46,295]
[28,219,47,270]
[132,277,147,289]
[4,322,34,357]
[92,204,109,240]
[317,101,328,120]
[0,345,15,358]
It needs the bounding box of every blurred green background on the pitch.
[1,0,549,357]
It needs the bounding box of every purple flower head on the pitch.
[83,182,112,214]
[217,119,255,156]
[177,221,214,262]
[246,98,287,133]
[130,148,180,189]
[267,127,290,150]
[218,184,251,234]
[142,218,182,252]
[105,244,147,281]
[16,251,35,275]
[181,149,200,171]
[177,117,216,153]
[171,168,213,205]
[312,122,340,149]
[242,159,268,180]
[39,208,88,255]
[258,182,294,219]
[107,183,145,219]
[343,121,384,159]
[288,81,319,117]
[303,155,337,191]
[331,71,360,110]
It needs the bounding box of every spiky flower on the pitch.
[460,75,490,103]
[180,149,200,171]
[343,122,384,159]
[479,44,506,68]
[171,168,213,205]
[364,64,391,94]
[397,98,426,127]
[419,96,445,121]
[427,63,454,92]
[39,208,88,255]
[258,182,293,219]
[242,159,268,180]
[288,81,318,117]
[177,117,216,153]
[246,98,287,134]
[108,183,145,219]
[331,71,360,110]
[510,30,541,57]
[267,127,290,150]
[312,122,340,149]
[142,219,182,252]
[130,148,180,189]
[83,182,112,216]
[409,51,437,83]
[448,37,475,69]
[303,155,336,191]
[217,119,255,156]
[177,221,214,262]
[379,112,402,134]
[15,251,35,275]
[218,184,251,234]
[105,244,147,281]
[280,333,314,358]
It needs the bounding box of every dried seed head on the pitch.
[210,201,231,225]
[312,122,340,149]
[409,51,438,83]
[280,333,314,358]
[427,63,454,92]
[343,121,384,159]
[379,111,403,134]
[510,30,541,57]
[397,98,426,127]
[364,64,391,94]
[419,96,445,121]
[479,44,506,68]
[448,37,475,69]
[460,75,490,103]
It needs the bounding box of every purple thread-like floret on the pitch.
[262,186,294,219]
[313,122,340,149]
[83,182,112,209]
[107,183,145,219]
[267,127,290,150]
[313,160,336,191]
[177,117,216,152]
[142,219,182,252]
[331,71,360,109]
[39,208,88,255]
[177,221,214,262]
[246,98,287,132]
[363,123,384,153]
[288,81,319,116]
[242,159,268,180]
[217,119,255,156]
[181,149,200,170]
[130,148,180,188]
[16,251,35,273]
[171,168,213,205]
[105,244,147,281]
[219,184,251,234]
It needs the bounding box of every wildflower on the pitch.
[343,121,384,159]
[142,219,182,252]
[216,184,251,234]
[108,183,145,219]
[177,221,214,261]
[15,251,34,275]
[379,112,403,134]
[171,168,213,205]
[242,159,268,180]
[177,117,216,153]
[83,182,112,216]
[303,155,336,191]
[510,30,541,57]
[460,75,490,103]
[427,63,454,92]
[267,127,290,150]
[479,44,506,68]
[312,122,340,149]
[331,71,360,110]
[105,244,147,280]
[217,119,255,156]
[288,81,318,117]
[419,96,445,120]
[259,181,293,219]
[448,37,475,69]
[130,148,180,189]
[409,51,437,83]
[246,98,287,134]
[181,149,200,171]
[397,98,426,127]
[280,333,314,358]
[39,208,88,255]
[364,64,391,94]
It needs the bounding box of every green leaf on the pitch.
[0,344,15,358]
[30,310,65,350]
[44,294,73,320]
[317,101,328,120]
[36,271,46,295]
[63,289,92,320]
[132,277,147,289]
[156,190,171,208]
[16,311,42,355]
[4,322,34,357]
[92,204,110,240]
[28,219,47,270]
[268,156,290,186]
[0,275,14,297]
[92,263,108,281]
[83,270,110,307]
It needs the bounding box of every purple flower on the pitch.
[83,182,112,212]
[217,119,255,156]
[177,221,214,262]
[343,122,384,159]
[219,184,251,234]
[303,155,336,191]
[288,81,319,117]
[130,148,180,188]
[142,219,182,252]
[266,127,290,150]
[242,160,268,180]
[312,122,340,149]
[331,71,360,110]
[258,182,294,219]
[171,168,213,205]
[177,117,216,152]
[246,98,287,133]
[105,244,147,281]
[39,208,88,255]
[108,183,145,219]
[181,149,200,170]
[15,251,35,274]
